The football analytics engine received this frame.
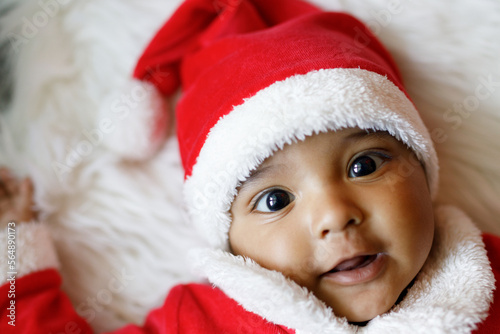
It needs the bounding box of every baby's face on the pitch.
[229,128,435,323]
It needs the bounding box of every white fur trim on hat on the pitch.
[184,68,439,249]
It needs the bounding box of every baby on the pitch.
[2,0,500,332]
[228,128,435,323]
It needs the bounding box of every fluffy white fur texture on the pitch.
[97,79,170,161]
[192,205,495,333]
[0,0,205,332]
[185,68,438,250]
[0,0,499,332]
[0,222,59,282]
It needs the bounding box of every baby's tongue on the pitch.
[334,256,367,271]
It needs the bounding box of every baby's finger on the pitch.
[0,169,11,197]
[0,168,10,196]
[18,178,33,203]
[0,168,18,196]
[17,178,36,221]
[0,178,8,198]
[0,167,12,181]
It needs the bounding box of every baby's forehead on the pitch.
[262,128,396,159]
[245,128,399,177]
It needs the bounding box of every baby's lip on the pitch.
[321,253,387,285]
[327,254,378,273]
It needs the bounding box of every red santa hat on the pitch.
[134,0,438,250]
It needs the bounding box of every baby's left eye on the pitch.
[348,153,390,178]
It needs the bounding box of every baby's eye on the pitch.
[254,189,294,213]
[348,153,390,178]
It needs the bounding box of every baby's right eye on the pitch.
[254,189,294,213]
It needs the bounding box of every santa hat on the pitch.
[134,0,438,250]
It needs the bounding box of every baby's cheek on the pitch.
[263,236,315,285]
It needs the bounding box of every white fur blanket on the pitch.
[1,0,499,332]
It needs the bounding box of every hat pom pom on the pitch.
[98,79,169,160]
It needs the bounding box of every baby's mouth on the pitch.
[328,254,378,273]
[322,253,386,285]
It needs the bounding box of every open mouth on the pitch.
[328,254,378,273]
[323,253,386,285]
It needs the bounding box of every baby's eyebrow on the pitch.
[344,129,377,140]
[238,164,284,194]
[343,129,393,144]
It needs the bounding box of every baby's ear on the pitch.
[97,79,170,161]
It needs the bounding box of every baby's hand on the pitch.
[0,167,37,226]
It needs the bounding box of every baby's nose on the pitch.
[307,188,364,239]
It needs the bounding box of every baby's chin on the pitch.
[341,303,392,324]
[345,305,392,324]
[320,286,406,324]
[317,267,418,324]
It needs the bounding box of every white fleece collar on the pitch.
[191,206,495,334]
